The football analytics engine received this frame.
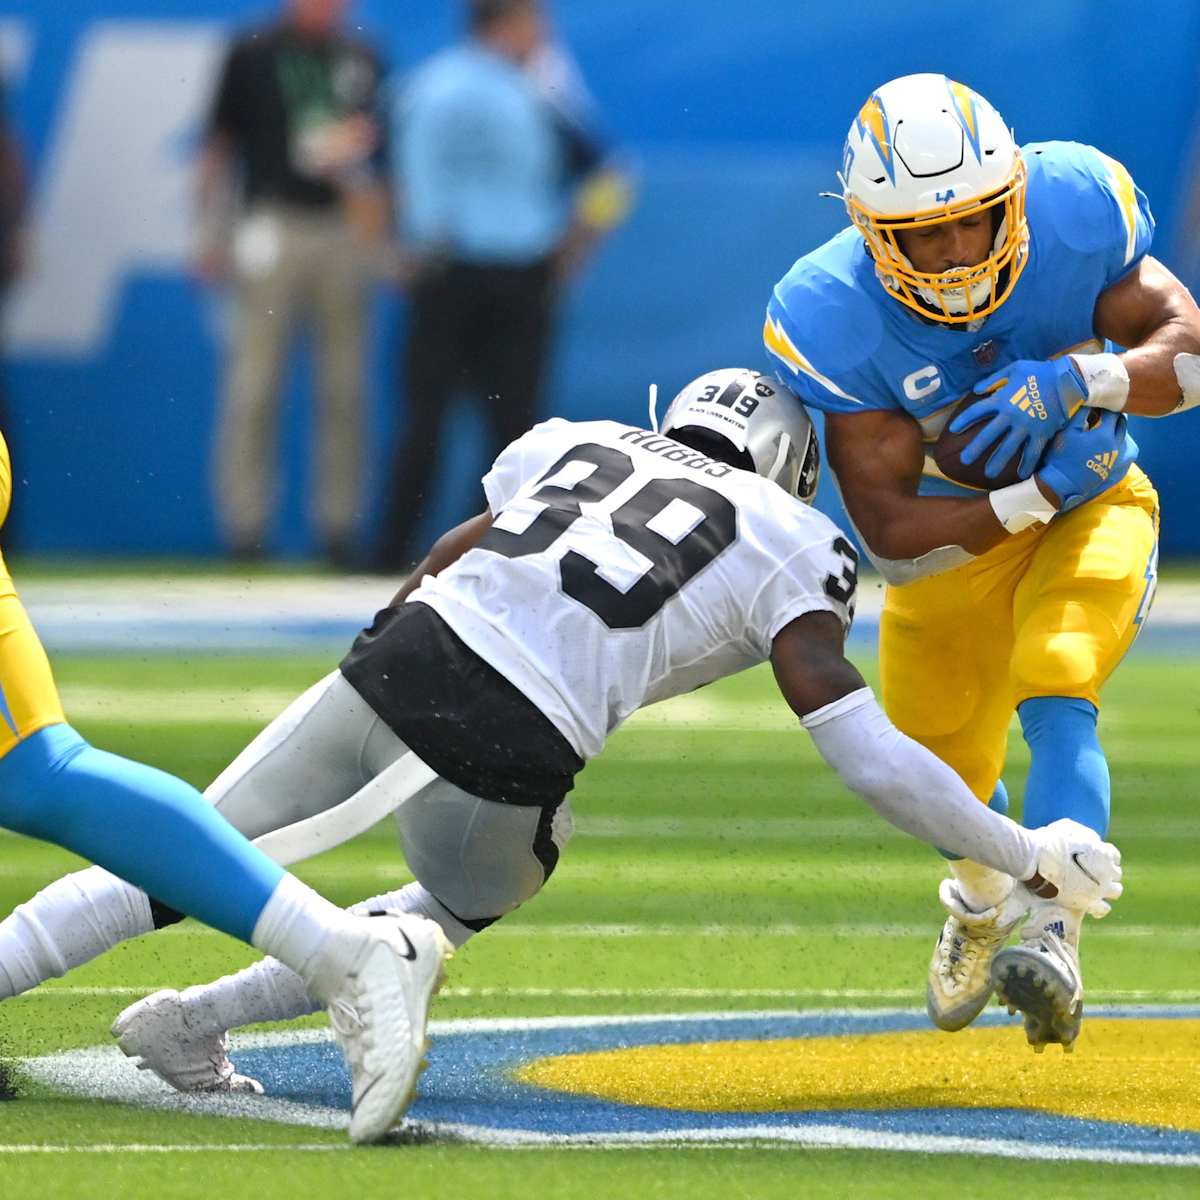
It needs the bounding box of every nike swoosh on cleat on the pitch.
[1070,851,1101,885]
[397,929,418,961]
[354,1072,381,1111]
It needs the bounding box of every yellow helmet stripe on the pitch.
[763,315,863,404]
[946,79,983,162]
[856,95,895,182]
[1098,152,1140,266]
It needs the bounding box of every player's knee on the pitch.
[1012,629,1100,697]
[0,725,89,840]
[405,797,574,923]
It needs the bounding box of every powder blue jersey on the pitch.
[764,141,1154,499]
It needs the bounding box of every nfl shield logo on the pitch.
[971,340,998,367]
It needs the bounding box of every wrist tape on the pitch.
[989,476,1057,534]
[1072,352,1130,412]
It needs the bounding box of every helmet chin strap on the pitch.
[647,383,659,432]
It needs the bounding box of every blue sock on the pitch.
[0,724,284,943]
[938,780,1009,860]
[1018,696,1110,836]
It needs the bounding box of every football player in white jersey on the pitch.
[0,369,1121,1095]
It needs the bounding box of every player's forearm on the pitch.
[1074,320,1200,418]
[801,689,1039,880]
[849,492,1011,562]
[1088,257,1200,416]
[1116,326,1200,416]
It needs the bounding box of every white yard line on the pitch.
[400,1123,1200,1167]
[57,919,1200,942]
[28,984,1200,1002]
[0,1144,346,1154]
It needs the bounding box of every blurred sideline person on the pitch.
[374,0,633,570]
[764,73,1200,1049]
[0,370,1122,1094]
[0,77,26,540]
[0,428,450,1144]
[197,0,389,566]
[0,76,24,326]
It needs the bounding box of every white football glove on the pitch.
[1026,817,1124,918]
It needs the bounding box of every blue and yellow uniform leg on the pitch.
[0,558,68,755]
[1010,467,1159,834]
[882,466,1158,837]
[880,525,1037,802]
[1011,467,1159,710]
[0,432,283,943]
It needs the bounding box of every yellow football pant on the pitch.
[880,466,1159,801]
[0,431,67,760]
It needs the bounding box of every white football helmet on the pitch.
[838,73,1028,324]
[659,368,820,503]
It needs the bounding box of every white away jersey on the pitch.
[410,419,857,760]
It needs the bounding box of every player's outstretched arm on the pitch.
[769,612,1122,911]
[387,510,495,607]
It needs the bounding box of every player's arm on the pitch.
[943,263,1200,470]
[825,409,1034,562]
[1090,255,1200,417]
[386,510,494,607]
[827,407,1136,579]
[947,259,1199,449]
[769,612,1121,912]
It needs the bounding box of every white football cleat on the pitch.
[991,905,1084,1052]
[112,989,264,1094]
[324,913,453,1144]
[926,879,1025,1032]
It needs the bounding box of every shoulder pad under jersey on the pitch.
[1023,140,1154,279]
[765,230,891,413]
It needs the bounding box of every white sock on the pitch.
[950,858,1014,913]
[250,875,363,1005]
[0,867,153,999]
[178,956,319,1036]
[178,880,480,1037]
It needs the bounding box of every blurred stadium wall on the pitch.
[3,0,1200,556]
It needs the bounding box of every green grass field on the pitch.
[1,642,1198,1197]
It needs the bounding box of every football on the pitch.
[932,392,1025,490]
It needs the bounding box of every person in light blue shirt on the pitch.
[376,0,632,570]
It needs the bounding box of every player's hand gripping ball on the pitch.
[934,393,1134,503]
[933,391,1028,489]
[946,358,1088,481]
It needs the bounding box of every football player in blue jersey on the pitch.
[0,429,450,1141]
[764,73,1200,1051]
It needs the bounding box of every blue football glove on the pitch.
[948,357,1088,479]
[1035,409,1138,514]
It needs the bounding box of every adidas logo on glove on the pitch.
[1086,450,1119,481]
